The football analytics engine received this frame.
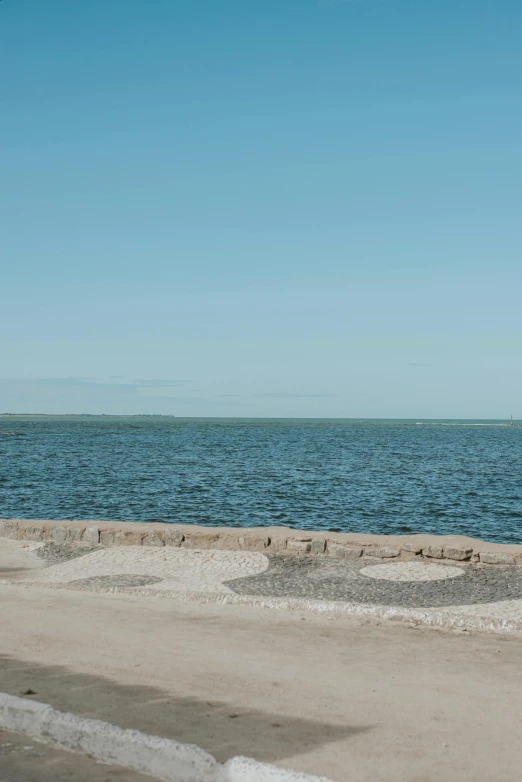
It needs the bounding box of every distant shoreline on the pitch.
[0,414,518,423]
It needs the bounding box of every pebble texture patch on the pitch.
[226,555,522,608]
[27,547,269,594]
[37,542,99,566]
[359,562,465,582]
[69,574,164,589]
[12,543,522,610]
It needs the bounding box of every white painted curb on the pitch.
[0,692,333,782]
[224,756,333,781]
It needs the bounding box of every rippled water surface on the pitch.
[1,416,521,544]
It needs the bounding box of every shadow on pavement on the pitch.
[0,654,369,764]
[0,727,152,782]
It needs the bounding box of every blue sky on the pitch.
[1,0,521,417]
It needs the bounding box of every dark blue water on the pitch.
[1,416,521,544]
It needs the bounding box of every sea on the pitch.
[1,416,521,544]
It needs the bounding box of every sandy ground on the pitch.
[0,540,45,581]
[0,728,155,782]
[1,583,522,782]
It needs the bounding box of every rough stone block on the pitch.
[47,526,68,544]
[99,530,115,547]
[422,545,443,559]
[83,527,100,546]
[66,528,84,543]
[401,543,422,554]
[286,539,312,553]
[164,529,184,547]
[114,530,143,546]
[182,533,220,550]
[21,525,45,542]
[0,520,19,539]
[479,551,515,565]
[369,546,400,558]
[143,531,165,547]
[327,541,363,559]
[239,536,270,551]
[209,535,240,550]
[310,539,326,554]
[443,546,473,561]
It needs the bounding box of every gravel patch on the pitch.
[68,574,164,589]
[18,545,522,612]
[36,543,99,567]
[226,555,522,608]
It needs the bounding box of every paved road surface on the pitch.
[1,583,522,782]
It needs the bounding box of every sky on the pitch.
[1,0,521,418]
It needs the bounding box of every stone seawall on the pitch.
[1,519,522,567]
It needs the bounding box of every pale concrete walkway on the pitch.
[1,583,522,782]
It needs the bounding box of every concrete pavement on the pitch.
[1,582,522,782]
[0,728,155,782]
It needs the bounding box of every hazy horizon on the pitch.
[1,413,519,423]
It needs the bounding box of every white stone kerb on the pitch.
[0,692,332,782]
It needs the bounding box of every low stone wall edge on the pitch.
[1,518,521,566]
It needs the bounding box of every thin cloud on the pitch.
[0,377,121,387]
[407,363,432,367]
[255,392,336,399]
[0,377,243,415]
[134,379,192,388]
[0,377,193,390]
